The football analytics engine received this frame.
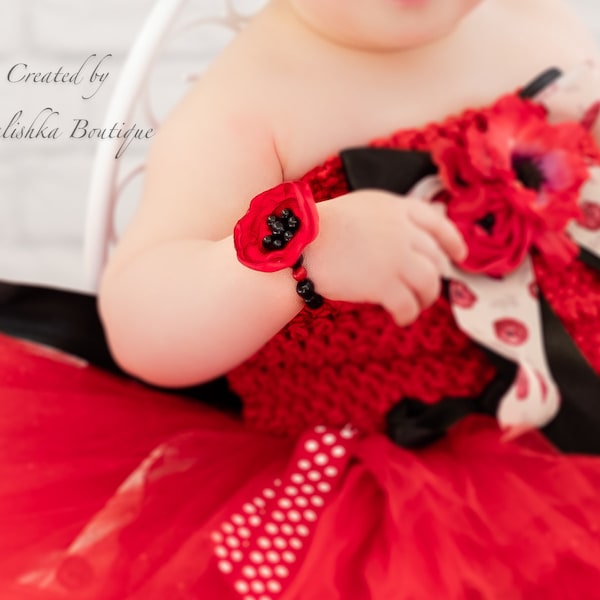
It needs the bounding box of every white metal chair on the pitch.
[83,0,265,291]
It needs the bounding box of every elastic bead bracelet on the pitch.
[292,256,324,310]
[233,181,324,310]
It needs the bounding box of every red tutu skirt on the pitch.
[2,332,600,600]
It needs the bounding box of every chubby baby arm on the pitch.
[99,74,466,388]
[99,83,304,387]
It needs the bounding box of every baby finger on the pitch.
[382,285,421,327]
[407,205,467,262]
[410,230,451,276]
[400,256,443,309]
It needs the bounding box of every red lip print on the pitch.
[449,281,477,309]
[515,368,529,400]
[528,281,539,299]
[577,201,600,231]
[493,318,529,346]
[535,371,548,402]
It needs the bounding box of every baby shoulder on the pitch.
[106,56,284,273]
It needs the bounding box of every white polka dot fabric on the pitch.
[211,425,357,600]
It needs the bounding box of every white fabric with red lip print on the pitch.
[447,257,560,433]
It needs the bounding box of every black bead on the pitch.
[280,208,292,219]
[271,220,286,234]
[266,214,277,226]
[271,238,284,250]
[283,230,295,242]
[262,235,274,250]
[305,294,324,309]
[287,215,299,230]
[296,279,315,298]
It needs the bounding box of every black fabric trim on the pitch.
[579,246,600,272]
[341,148,438,195]
[0,282,116,371]
[385,362,515,449]
[540,292,600,453]
[519,67,563,100]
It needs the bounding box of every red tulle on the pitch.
[3,335,600,599]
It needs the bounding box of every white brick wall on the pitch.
[0,0,263,291]
[0,0,597,292]
[0,0,163,291]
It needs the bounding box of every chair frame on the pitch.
[83,0,254,290]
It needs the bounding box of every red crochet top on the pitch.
[227,103,600,437]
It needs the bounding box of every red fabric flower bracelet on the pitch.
[233,180,324,309]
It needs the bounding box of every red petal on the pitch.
[581,100,600,131]
[534,231,578,265]
[234,181,319,272]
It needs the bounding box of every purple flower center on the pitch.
[512,154,545,191]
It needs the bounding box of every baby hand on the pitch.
[305,190,467,326]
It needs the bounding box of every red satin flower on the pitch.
[234,180,319,272]
[432,94,594,277]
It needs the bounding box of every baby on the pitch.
[98,0,599,387]
[6,1,600,598]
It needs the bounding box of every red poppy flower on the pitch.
[234,180,319,272]
[432,94,594,276]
